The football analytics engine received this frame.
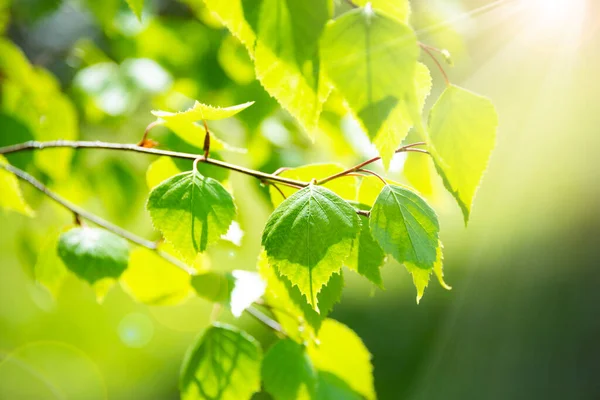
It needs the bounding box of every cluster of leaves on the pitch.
[0,0,499,399]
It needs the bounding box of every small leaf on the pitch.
[180,323,262,400]
[152,100,254,122]
[146,156,181,189]
[0,156,33,216]
[308,319,376,400]
[268,163,358,208]
[191,270,266,318]
[345,204,386,288]
[262,339,317,400]
[262,185,359,309]
[125,0,144,20]
[57,227,130,284]
[254,0,332,136]
[120,247,192,306]
[147,170,236,261]
[427,85,498,223]
[257,251,343,339]
[34,232,68,298]
[370,185,439,269]
[320,7,419,154]
[406,241,450,304]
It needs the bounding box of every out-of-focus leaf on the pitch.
[262,185,359,309]
[34,231,69,298]
[147,170,236,261]
[268,163,358,207]
[191,270,266,317]
[125,0,144,20]
[0,156,34,217]
[427,85,498,223]
[146,156,181,189]
[315,371,363,400]
[262,339,317,400]
[308,319,375,400]
[57,227,130,284]
[0,112,34,170]
[120,247,192,306]
[180,323,262,400]
[370,184,439,269]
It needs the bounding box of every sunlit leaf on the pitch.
[405,241,450,304]
[146,156,181,189]
[57,227,130,284]
[202,0,259,57]
[0,156,33,216]
[308,319,375,400]
[370,184,439,269]
[315,371,363,400]
[257,251,343,339]
[191,270,266,317]
[321,7,419,161]
[180,323,262,400]
[262,185,359,309]
[152,100,254,122]
[120,247,192,306]
[254,0,332,136]
[268,163,358,207]
[262,339,317,400]
[427,85,498,223]
[147,170,236,261]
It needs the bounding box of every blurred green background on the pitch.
[1,0,599,399]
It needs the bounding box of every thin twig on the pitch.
[0,140,308,189]
[420,43,450,86]
[317,142,427,185]
[138,121,160,147]
[357,168,387,185]
[245,306,286,336]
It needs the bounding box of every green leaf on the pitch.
[370,184,439,269]
[125,0,144,20]
[180,323,262,400]
[373,62,432,168]
[254,0,332,135]
[0,112,34,170]
[152,102,251,151]
[320,7,419,153]
[262,185,359,309]
[147,170,236,261]
[34,231,68,298]
[353,0,410,23]
[427,85,498,223]
[203,0,259,57]
[120,247,192,306]
[257,251,343,339]
[0,156,33,216]
[146,156,181,189]
[268,163,358,208]
[345,204,386,288]
[191,270,266,317]
[315,371,363,400]
[308,319,375,400]
[406,241,451,304]
[152,100,254,121]
[57,227,130,284]
[262,339,317,400]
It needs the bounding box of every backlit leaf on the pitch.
[180,323,262,400]
[308,319,375,400]
[147,170,236,261]
[34,232,68,298]
[125,0,144,20]
[152,101,254,122]
[146,156,181,189]
[120,247,192,306]
[254,0,332,136]
[427,85,498,223]
[370,184,439,269]
[0,156,33,216]
[202,0,259,57]
[268,163,358,207]
[57,227,130,284]
[320,7,419,157]
[354,0,410,23]
[262,339,317,400]
[406,241,451,304]
[262,185,359,309]
[315,371,363,400]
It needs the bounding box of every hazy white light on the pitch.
[521,0,587,35]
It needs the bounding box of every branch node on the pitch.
[203,120,210,159]
[138,121,161,148]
